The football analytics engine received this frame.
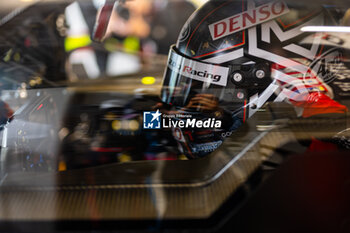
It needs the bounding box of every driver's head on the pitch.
[161,0,347,120]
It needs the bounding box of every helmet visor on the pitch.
[161,45,230,108]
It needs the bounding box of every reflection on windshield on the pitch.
[0,0,350,228]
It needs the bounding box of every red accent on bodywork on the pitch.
[243,99,247,123]
[307,137,338,152]
[290,92,348,118]
[36,104,43,111]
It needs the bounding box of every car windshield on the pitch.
[1,0,350,232]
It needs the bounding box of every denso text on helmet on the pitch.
[209,1,289,40]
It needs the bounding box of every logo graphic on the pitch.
[309,49,342,84]
[168,50,229,86]
[208,1,289,40]
[143,110,162,129]
[143,110,222,130]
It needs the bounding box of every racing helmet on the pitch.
[161,0,348,121]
